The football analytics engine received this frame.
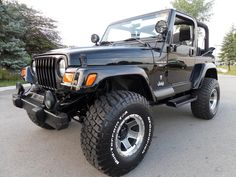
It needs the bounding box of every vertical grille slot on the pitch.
[34,55,63,90]
[47,58,53,89]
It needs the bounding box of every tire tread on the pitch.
[81,90,151,176]
[191,78,220,120]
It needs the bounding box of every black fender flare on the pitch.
[77,65,156,101]
[190,63,218,89]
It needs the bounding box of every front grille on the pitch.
[34,55,63,90]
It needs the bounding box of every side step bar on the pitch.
[166,95,197,108]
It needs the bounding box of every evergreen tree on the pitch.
[219,26,236,71]
[0,1,62,70]
[0,1,29,70]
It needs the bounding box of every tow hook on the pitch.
[16,82,25,95]
[12,82,25,108]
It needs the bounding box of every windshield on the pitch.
[101,11,169,43]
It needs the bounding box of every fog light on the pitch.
[44,91,55,109]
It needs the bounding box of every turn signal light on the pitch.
[63,72,75,83]
[85,74,97,86]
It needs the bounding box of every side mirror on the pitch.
[155,20,168,35]
[91,34,100,45]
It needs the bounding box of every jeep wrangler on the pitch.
[13,9,220,176]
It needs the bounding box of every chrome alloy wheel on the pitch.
[115,114,145,157]
[209,88,218,111]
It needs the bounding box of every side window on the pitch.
[172,16,194,47]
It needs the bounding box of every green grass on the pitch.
[217,65,236,75]
[0,79,26,87]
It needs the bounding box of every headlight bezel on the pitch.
[31,60,36,74]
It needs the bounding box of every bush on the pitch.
[0,68,20,81]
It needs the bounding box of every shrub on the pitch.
[0,68,20,81]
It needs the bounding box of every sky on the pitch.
[17,0,236,57]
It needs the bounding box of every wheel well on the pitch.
[97,75,154,101]
[205,68,218,80]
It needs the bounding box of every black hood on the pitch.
[44,46,154,66]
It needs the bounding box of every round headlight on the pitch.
[59,59,66,77]
[32,60,36,73]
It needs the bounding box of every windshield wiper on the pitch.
[123,38,151,47]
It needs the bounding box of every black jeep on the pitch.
[13,9,220,176]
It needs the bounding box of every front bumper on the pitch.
[12,87,69,130]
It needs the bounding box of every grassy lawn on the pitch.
[0,79,26,87]
[217,65,236,75]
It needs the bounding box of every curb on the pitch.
[0,84,31,92]
[219,74,236,78]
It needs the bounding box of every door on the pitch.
[167,14,196,93]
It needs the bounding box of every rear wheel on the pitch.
[81,91,153,176]
[191,78,220,120]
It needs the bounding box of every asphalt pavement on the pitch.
[0,75,236,177]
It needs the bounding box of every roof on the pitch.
[109,8,206,26]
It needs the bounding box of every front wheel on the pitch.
[81,91,153,176]
[191,78,220,120]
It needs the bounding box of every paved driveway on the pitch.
[0,75,236,177]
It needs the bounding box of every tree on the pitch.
[172,0,214,22]
[11,2,62,56]
[219,26,236,71]
[0,0,62,70]
[0,1,30,70]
